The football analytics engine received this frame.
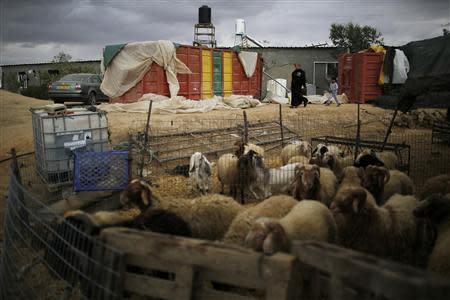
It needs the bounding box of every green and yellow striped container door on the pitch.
[223,51,232,96]
[201,49,213,99]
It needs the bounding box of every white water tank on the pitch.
[235,19,246,35]
[267,79,287,97]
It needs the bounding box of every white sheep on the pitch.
[331,188,424,266]
[291,164,338,207]
[269,163,299,195]
[287,155,310,165]
[222,195,298,246]
[414,193,450,277]
[312,143,343,158]
[281,141,312,164]
[244,143,265,157]
[245,200,337,255]
[189,152,212,194]
[217,153,239,196]
[355,149,398,170]
[361,165,414,205]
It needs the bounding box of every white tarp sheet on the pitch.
[306,93,349,104]
[392,49,410,84]
[97,93,262,114]
[100,40,191,98]
[238,51,258,77]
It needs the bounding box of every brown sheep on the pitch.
[330,187,426,266]
[291,164,337,207]
[361,165,414,205]
[419,175,450,200]
[414,193,450,277]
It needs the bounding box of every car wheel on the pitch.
[88,92,96,105]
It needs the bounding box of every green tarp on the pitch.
[103,43,126,69]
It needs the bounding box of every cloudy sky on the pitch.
[1,0,449,65]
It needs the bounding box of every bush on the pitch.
[21,84,49,100]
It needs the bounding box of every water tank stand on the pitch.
[194,23,216,48]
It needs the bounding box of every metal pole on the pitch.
[139,100,153,177]
[243,111,249,144]
[381,108,398,151]
[354,102,361,161]
[279,104,284,147]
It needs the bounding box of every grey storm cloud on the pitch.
[1,0,449,64]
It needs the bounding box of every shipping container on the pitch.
[31,108,110,186]
[338,52,384,103]
[110,45,263,103]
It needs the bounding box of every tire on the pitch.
[88,92,96,105]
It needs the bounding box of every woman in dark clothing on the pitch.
[291,64,308,108]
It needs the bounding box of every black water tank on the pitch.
[198,5,211,24]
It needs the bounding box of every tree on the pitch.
[329,22,383,52]
[443,28,449,36]
[52,51,72,63]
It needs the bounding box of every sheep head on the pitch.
[414,194,450,226]
[298,142,312,158]
[361,166,390,199]
[331,187,368,215]
[120,179,154,211]
[292,164,320,200]
[339,166,363,184]
[234,140,246,157]
[245,217,289,255]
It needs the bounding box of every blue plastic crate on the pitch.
[73,150,129,192]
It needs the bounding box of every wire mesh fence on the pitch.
[0,155,125,300]
[127,111,450,199]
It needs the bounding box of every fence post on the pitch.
[10,148,29,226]
[243,111,248,144]
[139,100,153,177]
[279,104,285,147]
[381,108,398,151]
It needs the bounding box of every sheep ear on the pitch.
[262,233,277,255]
[352,188,367,213]
[140,188,150,207]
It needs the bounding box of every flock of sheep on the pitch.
[64,140,450,280]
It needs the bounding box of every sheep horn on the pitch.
[382,168,390,184]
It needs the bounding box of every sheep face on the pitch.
[297,165,320,191]
[120,179,153,211]
[331,187,368,216]
[234,140,246,157]
[361,166,390,198]
[245,218,289,255]
[414,194,450,225]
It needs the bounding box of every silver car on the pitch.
[48,73,108,105]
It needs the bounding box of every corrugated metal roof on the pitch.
[1,59,101,67]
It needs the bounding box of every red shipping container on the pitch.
[338,52,384,103]
[110,45,263,103]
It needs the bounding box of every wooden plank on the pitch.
[100,228,294,281]
[126,253,178,273]
[124,272,175,299]
[201,269,264,289]
[173,265,196,300]
[291,241,450,300]
[197,288,258,300]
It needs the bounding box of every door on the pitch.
[213,51,223,96]
[223,51,232,97]
[201,49,213,99]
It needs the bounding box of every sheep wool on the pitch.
[381,170,414,204]
[281,142,311,165]
[222,195,298,246]
[419,174,450,200]
[246,200,337,255]
[287,155,310,165]
[157,194,243,241]
[217,153,239,194]
[332,189,421,266]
